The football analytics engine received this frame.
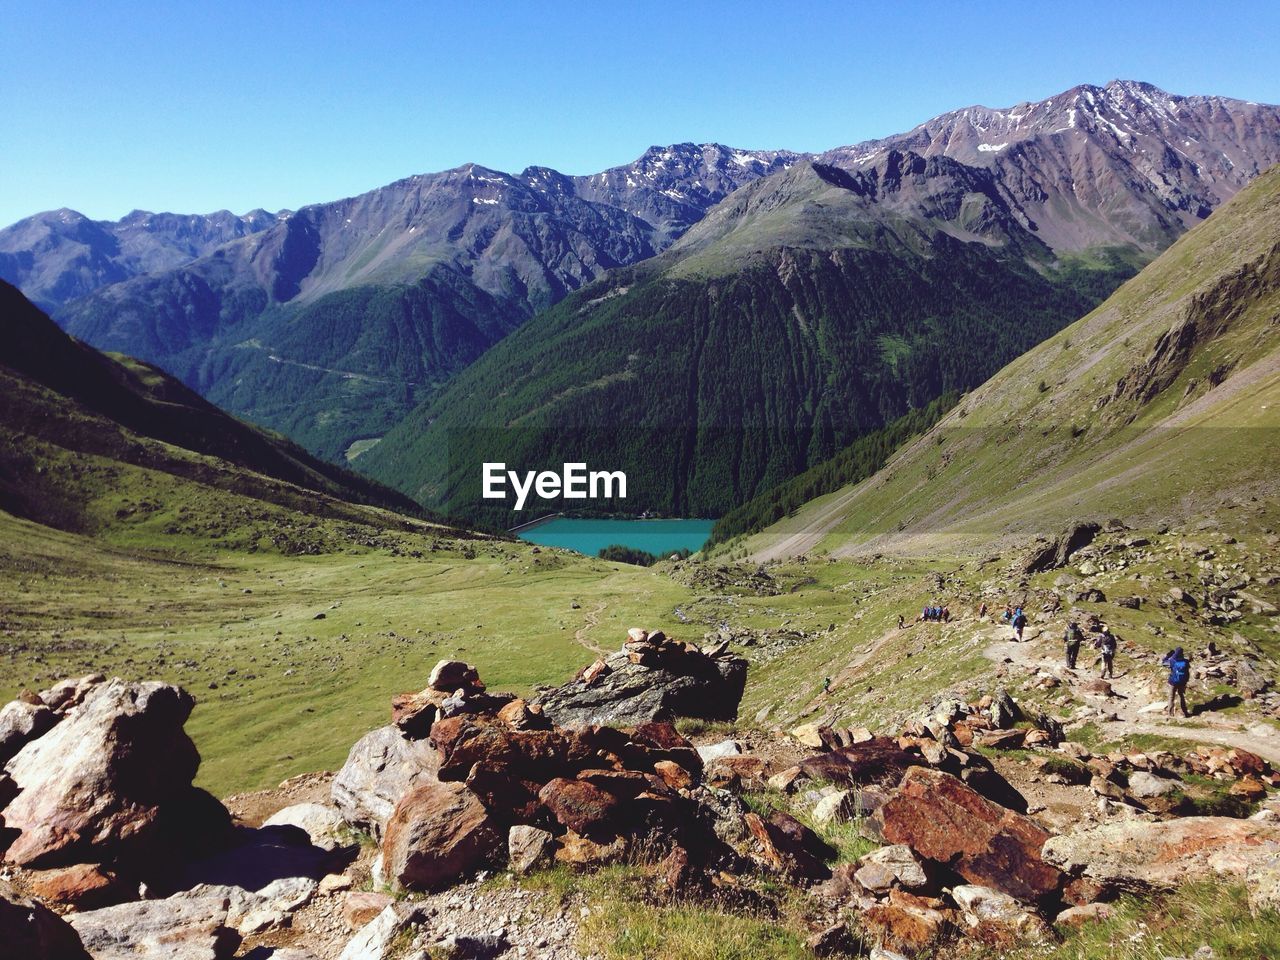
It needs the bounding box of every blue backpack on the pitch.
[1169,658,1189,685]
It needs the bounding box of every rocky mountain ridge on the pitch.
[821,79,1280,251]
[0,207,287,311]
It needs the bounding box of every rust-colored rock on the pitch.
[391,688,448,737]
[1227,748,1266,777]
[874,767,1065,904]
[497,698,550,731]
[579,660,611,687]
[431,714,568,781]
[1230,775,1267,801]
[25,865,120,910]
[861,897,950,953]
[464,761,544,823]
[661,845,695,892]
[705,755,768,790]
[538,778,619,835]
[653,760,694,790]
[381,782,501,891]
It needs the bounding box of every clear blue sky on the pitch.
[4,0,1280,228]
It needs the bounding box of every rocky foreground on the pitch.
[2,624,1278,959]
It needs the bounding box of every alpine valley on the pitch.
[5,67,1280,960]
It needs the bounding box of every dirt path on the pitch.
[574,601,609,656]
[980,625,1280,764]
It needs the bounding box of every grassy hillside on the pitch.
[736,163,1280,562]
[0,280,423,529]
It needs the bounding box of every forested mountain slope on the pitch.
[362,157,1139,527]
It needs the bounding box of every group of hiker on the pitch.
[918,605,951,623]
[904,594,1198,721]
[1062,619,1116,677]
[1063,619,1191,716]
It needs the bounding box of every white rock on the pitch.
[265,802,351,851]
[1128,771,1178,799]
[68,893,234,960]
[696,740,743,763]
[339,904,423,960]
[811,790,855,826]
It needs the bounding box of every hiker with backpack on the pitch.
[1162,647,1191,717]
[1012,608,1028,642]
[1063,620,1084,669]
[1094,626,1117,678]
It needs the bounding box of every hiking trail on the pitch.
[574,601,609,657]
[979,623,1280,764]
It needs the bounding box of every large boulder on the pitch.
[1042,817,1280,895]
[331,725,441,839]
[874,767,1065,905]
[0,883,91,959]
[66,891,238,960]
[0,699,57,765]
[381,782,501,891]
[2,678,219,868]
[536,645,747,728]
[1017,522,1101,574]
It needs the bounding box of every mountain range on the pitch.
[4,80,1279,521]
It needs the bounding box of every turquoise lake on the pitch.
[515,518,715,557]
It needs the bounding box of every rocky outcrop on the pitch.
[331,725,441,839]
[0,883,90,960]
[381,782,502,891]
[535,628,747,727]
[1017,522,1101,574]
[1042,817,1280,896]
[874,767,1065,905]
[331,659,741,893]
[1,678,225,869]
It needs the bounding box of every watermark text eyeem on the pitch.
[482,462,627,511]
